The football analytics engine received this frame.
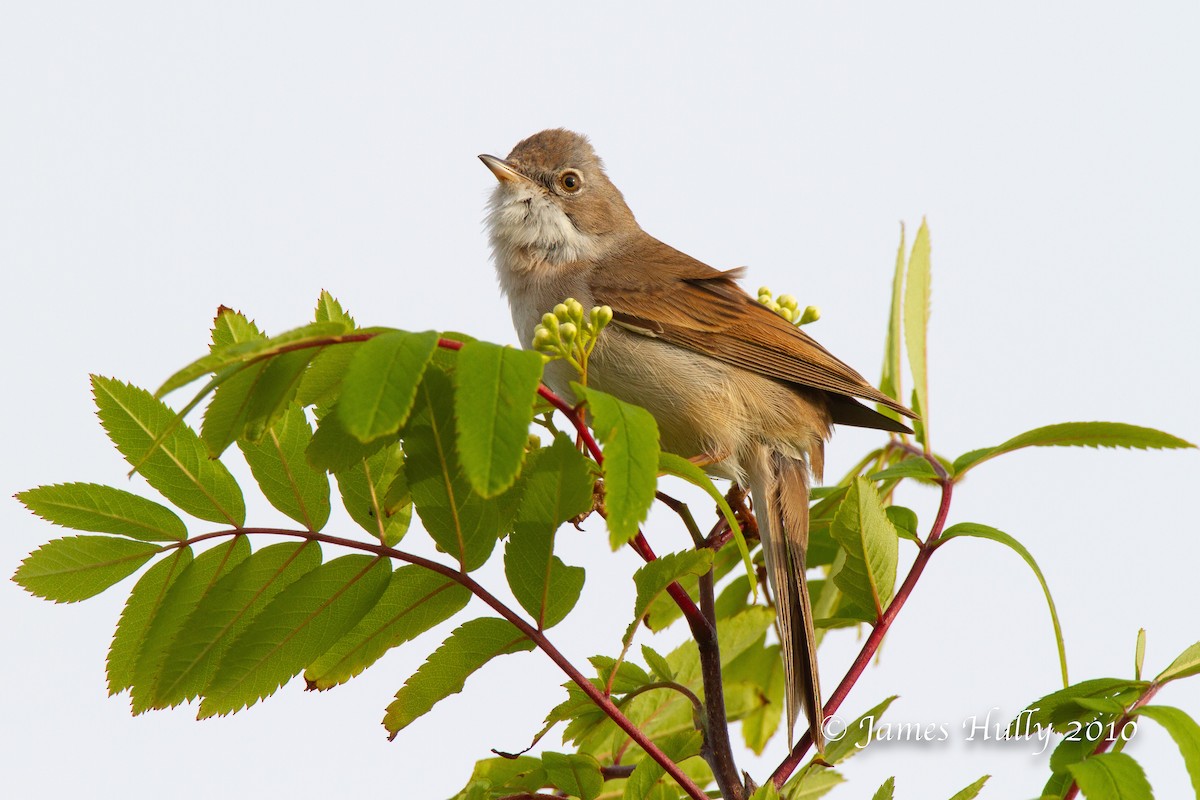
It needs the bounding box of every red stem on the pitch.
[173,526,710,800]
[1061,683,1161,800]
[771,465,955,786]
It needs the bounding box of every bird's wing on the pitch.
[590,234,916,427]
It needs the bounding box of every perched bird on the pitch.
[480,129,914,751]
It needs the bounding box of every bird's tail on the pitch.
[748,449,824,752]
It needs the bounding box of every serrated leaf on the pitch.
[630,550,714,636]
[952,421,1196,476]
[658,451,753,589]
[780,766,845,799]
[107,548,193,694]
[198,553,390,716]
[749,783,782,800]
[644,541,742,632]
[238,405,330,530]
[885,505,920,544]
[1013,678,1148,735]
[504,437,592,629]
[129,536,251,712]
[335,442,411,546]
[829,477,898,620]
[940,522,1069,687]
[1157,641,1200,683]
[868,457,938,482]
[948,775,990,800]
[336,329,438,443]
[622,730,702,800]
[383,616,534,736]
[13,535,162,603]
[452,756,546,799]
[243,349,326,442]
[92,376,246,526]
[200,359,273,456]
[590,656,653,695]
[731,641,784,753]
[879,223,905,410]
[305,565,470,690]
[642,645,675,682]
[210,307,263,351]
[576,385,660,547]
[313,290,355,327]
[455,341,543,498]
[903,219,931,449]
[824,696,898,764]
[543,752,604,800]
[306,405,391,473]
[406,367,504,571]
[152,541,321,708]
[871,777,896,800]
[1135,705,1200,795]
[17,483,186,542]
[1066,752,1153,799]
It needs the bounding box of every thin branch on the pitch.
[177,526,709,800]
[1061,683,1162,800]
[770,475,955,787]
[618,680,704,713]
[698,563,745,800]
[655,491,707,548]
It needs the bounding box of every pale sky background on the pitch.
[3,3,1198,798]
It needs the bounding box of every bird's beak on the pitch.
[478,154,532,185]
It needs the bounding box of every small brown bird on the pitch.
[480,129,914,751]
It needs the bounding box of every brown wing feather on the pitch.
[593,233,916,423]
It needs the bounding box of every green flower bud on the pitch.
[553,303,571,322]
[778,294,798,310]
[532,327,555,351]
[798,305,821,325]
[542,312,559,332]
[757,286,772,298]
[591,305,614,331]
[559,322,578,343]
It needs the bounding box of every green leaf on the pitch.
[306,405,391,473]
[885,505,920,544]
[200,554,392,717]
[644,540,742,632]
[871,777,896,800]
[543,752,604,800]
[455,341,544,498]
[952,421,1196,476]
[642,645,675,682]
[658,451,752,588]
[107,548,193,694]
[622,730,703,800]
[824,696,899,764]
[780,766,845,799]
[631,550,714,630]
[200,359,273,456]
[1157,641,1200,683]
[504,437,593,629]
[238,405,330,530]
[452,756,547,799]
[1135,705,1200,796]
[1134,629,1146,681]
[210,306,264,350]
[903,218,931,449]
[948,775,990,800]
[295,293,359,407]
[335,442,411,546]
[868,457,938,482]
[1013,678,1148,734]
[940,522,1069,687]
[242,348,325,441]
[17,483,186,542]
[829,477,898,620]
[305,565,470,690]
[878,223,905,410]
[337,330,439,443]
[1066,752,1153,800]
[732,641,785,753]
[590,656,653,695]
[406,367,505,571]
[13,535,162,603]
[576,385,660,547]
[92,376,246,526]
[749,783,782,800]
[152,541,322,709]
[383,616,534,737]
[130,536,251,712]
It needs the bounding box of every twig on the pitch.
[770,468,955,787]
[1061,684,1162,800]
[698,560,745,800]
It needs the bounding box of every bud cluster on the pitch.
[532,298,614,385]
[757,286,820,327]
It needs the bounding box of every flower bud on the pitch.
[757,286,772,298]
[798,305,821,325]
[541,312,559,332]
[532,327,555,351]
[559,322,578,343]
[778,294,798,310]
[591,305,614,331]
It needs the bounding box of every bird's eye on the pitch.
[559,171,582,193]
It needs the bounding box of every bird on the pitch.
[479,128,915,752]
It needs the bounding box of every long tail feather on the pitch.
[749,450,824,751]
